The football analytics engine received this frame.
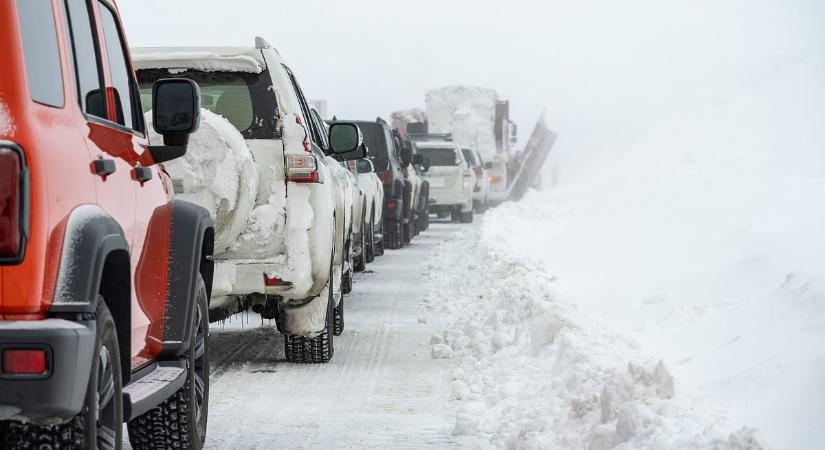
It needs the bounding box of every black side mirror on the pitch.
[153,78,200,145]
[372,159,390,172]
[484,162,493,170]
[329,123,363,154]
[356,159,374,174]
[412,154,424,165]
[149,79,201,164]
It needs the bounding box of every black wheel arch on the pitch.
[49,205,132,382]
[159,199,215,359]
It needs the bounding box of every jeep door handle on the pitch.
[92,159,116,177]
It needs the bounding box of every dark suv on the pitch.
[343,119,412,249]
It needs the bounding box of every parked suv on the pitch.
[418,141,475,223]
[134,39,365,364]
[0,1,213,448]
[344,119,412,249]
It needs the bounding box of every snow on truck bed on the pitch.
[424,55,824,449]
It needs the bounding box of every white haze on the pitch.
[119,0,824,182]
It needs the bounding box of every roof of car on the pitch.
[131,46,268,74]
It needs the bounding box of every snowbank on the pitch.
[439,54,824,449]
[147,109,259,256]
[425,228,764,449]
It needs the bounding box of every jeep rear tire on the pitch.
[128,275,210,450]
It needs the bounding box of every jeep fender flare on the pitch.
[159,199,214,359]
[50,205,130,313]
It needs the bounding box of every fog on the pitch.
[120,0,824,183]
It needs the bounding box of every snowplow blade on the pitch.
[507,110,557,202]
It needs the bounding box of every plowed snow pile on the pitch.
[426,55,824,450]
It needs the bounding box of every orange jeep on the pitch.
[0,1,213,449]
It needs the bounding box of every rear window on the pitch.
[138,68,279,139]
[420,148,460,166]
[461,149,478,167]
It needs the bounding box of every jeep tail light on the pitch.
[2,349,47,375]
[286,155,320,183]
[473,167,484,177]
[0,146,25,261]
[377,171,391,186]
[386,199,397,209]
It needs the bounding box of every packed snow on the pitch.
[132,51,264,74]
[147,109,259,255]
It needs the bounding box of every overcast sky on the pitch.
[119,0,824,182]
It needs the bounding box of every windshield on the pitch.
[420,148,460,166]
[137,68,279,139]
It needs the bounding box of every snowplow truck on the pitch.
[425,86,518,204]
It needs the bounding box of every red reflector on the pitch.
[0,148,22,258]
[386,200,397,209]
[263,274,292,287]
[2,349,47,375]
[377,171,391,185]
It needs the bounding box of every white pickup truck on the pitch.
[134,37,364,363]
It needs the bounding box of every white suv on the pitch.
[134,38,365,363]
[417,141,475,223]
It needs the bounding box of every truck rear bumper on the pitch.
[0,319,95,424]
[213,260,324,300]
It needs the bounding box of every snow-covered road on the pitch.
[199,223,460,449]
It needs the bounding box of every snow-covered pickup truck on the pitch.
[134,38,366,363]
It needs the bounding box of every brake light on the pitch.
[0,147,23,259]
[489,175,504,184]
[377,171,391,185]
[2,349,47,375]
[286,155,320,183]
[386,199,397,209]
[263,273,292,287]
